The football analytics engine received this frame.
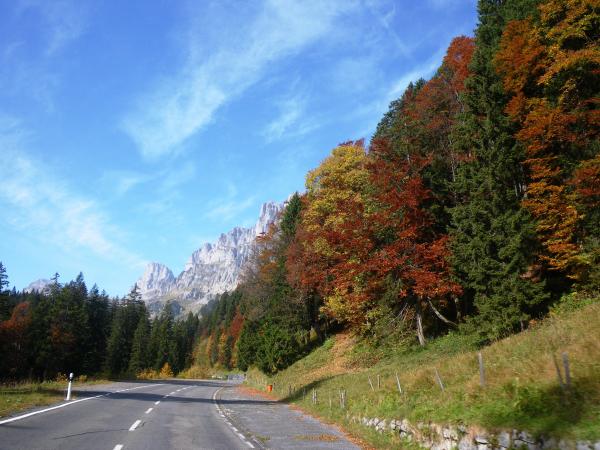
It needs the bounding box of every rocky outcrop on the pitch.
[138,263,175,300]
[136,201,284,315]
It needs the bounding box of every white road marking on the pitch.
[0,393,105,425]
[212,388,255,449]
[0,383,162,426]
[154,401,160,405]
[113,445,123,450]
[145,408,153,414]
[129,419,141,431]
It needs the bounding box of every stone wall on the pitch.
[350,415,600,450]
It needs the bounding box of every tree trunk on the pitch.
[453,295,462,323]
[415,301,426,346]
[427,298,458,327]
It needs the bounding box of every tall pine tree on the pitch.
[449,0,547,341]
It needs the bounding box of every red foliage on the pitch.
[228,308,244,341]
[366,139,462,304]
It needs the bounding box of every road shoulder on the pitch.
[217,384,363,449]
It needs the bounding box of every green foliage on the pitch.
[448,0,548,342]
[0,266,198,381]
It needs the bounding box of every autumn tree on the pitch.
[496,0,600,284]
[0,302,31,378]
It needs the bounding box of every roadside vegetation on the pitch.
[0,376,110,419]
[246,296,600,447]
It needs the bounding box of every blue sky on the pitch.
[0,0,478,296]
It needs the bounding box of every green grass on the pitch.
[0,378,111,419]
[246,297,600,448]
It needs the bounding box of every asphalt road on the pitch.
[0,380,360,450]
[0,380,252,450]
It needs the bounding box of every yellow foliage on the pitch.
[303,143,369,253]
[159,362,174,378]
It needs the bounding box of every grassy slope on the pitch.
[0,378,111,419]
[246,301,600,448]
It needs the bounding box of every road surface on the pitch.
[0,380,359,450]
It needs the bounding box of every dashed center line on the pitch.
[129,419,141,431]
[113,445,123,450]
[145,407,153,414]
[154,400,160,405]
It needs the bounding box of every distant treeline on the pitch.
[0,264,198,381]
[193,0,599,374]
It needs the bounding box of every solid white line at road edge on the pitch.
[129,419,141,431]
[212,388,255,449]
[0,384,162,426]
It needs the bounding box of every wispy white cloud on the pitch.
[364,0,413,57]
[137,162,197,225]
[121,0,359,160]
[16,0,88,56]
[203,179,256,223]
[0,117,145,270]
[101,170,151,196]
[204,196,256,222]
[1,1,88,112]
[426,0,473,10]
[261,93,320,143]
[388,53,443,98]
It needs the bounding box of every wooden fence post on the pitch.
[434,368,445,392]
[368,376,375,391]
[478,352,486,387]
[377,374,380,389]
[395,372,403,394]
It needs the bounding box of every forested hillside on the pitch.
[0,265,198,380]
[192,0,599,375]
[0,0,597,386]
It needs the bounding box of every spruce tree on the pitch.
[128,313,150,374]
[0,262,10,321]
[449,0,546,341]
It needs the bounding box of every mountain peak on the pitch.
[136,200,285,315]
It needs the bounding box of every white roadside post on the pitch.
[66,373,74,401]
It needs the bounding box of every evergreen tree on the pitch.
[128,312,150,374]
[150,303,175,371]
[209,328,221,366]
[449,0,546,341]
[0,262,10,321]
[82,285,111,374]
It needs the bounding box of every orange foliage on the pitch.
[496,0,600,277]
[228,308,244,340]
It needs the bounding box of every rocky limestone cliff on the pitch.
[136,201,284,315]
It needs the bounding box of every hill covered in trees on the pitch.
[0,264,198,380]
[1,0,597,392]
[190,0,599,375]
